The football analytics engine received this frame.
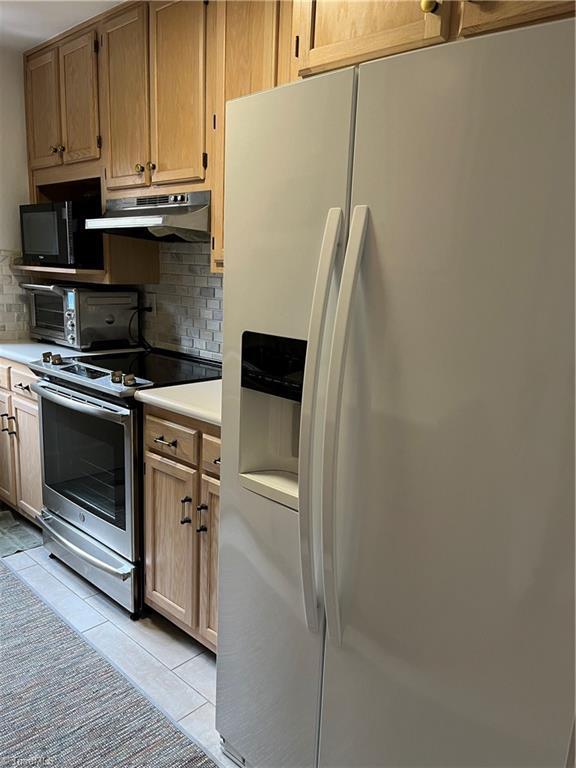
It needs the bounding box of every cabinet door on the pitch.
[149,1,207,185]
[12,396,42,521]
[144,452,197,629]
[459,1,574,36]
[101,5,150,189]
[59,31,100,164]
[297,0,452,76]
[225,1,279,101]
[198,474,220,647]
[25,49,61,169]
[0,391,16,506]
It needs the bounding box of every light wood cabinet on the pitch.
[211,0,298,270]
[25,31,100,170]
[0,361,42,521]
[25,49,61,169]
[149,0,207,185]
[100,4,150,190]
[0,390,17,507]
[458,1,574,37]
[296,0,452,76]
[143,405,221,651]
[12,396,43,521]
[198,474,220,647]
[144,451,197,629]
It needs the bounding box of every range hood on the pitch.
[85,191,210,242]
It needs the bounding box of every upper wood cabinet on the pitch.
[149,1,207,185]
[458,1,574,37]
[101,1,208,191]
[59,32,100,163]
[25,49,62,169]
[25,32,100,170]
[295,0,452,76]
[100,5,150,190]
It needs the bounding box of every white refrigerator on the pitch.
[216,19,574,768]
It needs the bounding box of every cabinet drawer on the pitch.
[11,369,38,401]
[202,434,221,477]
[145,415,198,466]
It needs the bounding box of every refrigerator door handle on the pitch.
[322,204,369,646]
[299,207,343,634]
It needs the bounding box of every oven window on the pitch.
[33,294,65,331]
[42,397,128,530]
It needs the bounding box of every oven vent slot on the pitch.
[136,195,170,206]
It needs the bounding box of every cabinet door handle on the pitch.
[213,457,221,465]
[154,435,178,448]
[57,145,65,153]
[420,0,439,12]
[146,161,156,171]
[134,163,145,173]
[50,145,59,154]
[180,495,193,524]
[196,503,208,533]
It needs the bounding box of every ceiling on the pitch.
[0,1,123,51]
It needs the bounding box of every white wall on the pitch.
[0,46,30,340]
[0,45,28,251]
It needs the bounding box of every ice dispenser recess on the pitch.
[239,331,307,511]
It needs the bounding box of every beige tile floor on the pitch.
[3,545,235,768]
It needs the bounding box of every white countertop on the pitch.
[136,379,222,426]
[0,340,138,366]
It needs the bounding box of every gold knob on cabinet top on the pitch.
[146,161,156,171]
[420,0,439,12]
[134,163,145,173]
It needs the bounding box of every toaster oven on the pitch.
[22,285,140,350]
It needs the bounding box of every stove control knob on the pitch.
[42,352,52,363]
[123,373,137,387]
[51,354,63,366]
[111,370,123,384]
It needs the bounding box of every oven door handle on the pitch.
[39,510,132,581]
[31,382,131,425]
[20,283,67,296]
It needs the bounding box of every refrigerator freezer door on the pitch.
[217,68,356,768]
[319,20,574,768]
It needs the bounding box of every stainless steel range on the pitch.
[29,349,221,614]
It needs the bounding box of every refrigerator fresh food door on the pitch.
[319,20,574,768]
[217,68,356,768]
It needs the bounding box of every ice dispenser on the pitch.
[238,331,307,510]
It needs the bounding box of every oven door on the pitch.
[22,285,69,345]
[32,380,136,561]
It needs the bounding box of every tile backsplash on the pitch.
[143,242,223,362]
[1,250,29,340]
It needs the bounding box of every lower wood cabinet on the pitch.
[12,395,43,521]
[0,360,43,522]
[143,406,221,652]
[0,389,17,506]
[198,474,220,647]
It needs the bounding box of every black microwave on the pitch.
[20,201,103,268]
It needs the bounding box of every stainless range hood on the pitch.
[86,191,210,242]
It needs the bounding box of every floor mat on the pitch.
[0,507,42,557]
[0,561,218,767]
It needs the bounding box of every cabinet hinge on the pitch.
[212,114,216,131]
[96,135,102,149]
[204,0,209,5]
[294,35,300,58]
[202,152,208,170]
[94,38,99,54]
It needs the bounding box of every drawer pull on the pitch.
[14,382,31,393]
[154,435,178,449]
[213,457,221,466]
[180,495,193,524]
[196,503,208,533]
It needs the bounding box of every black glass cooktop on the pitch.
[83,349,221,387]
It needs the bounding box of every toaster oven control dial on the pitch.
[67,334,76,345]
[65,309,75,319]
